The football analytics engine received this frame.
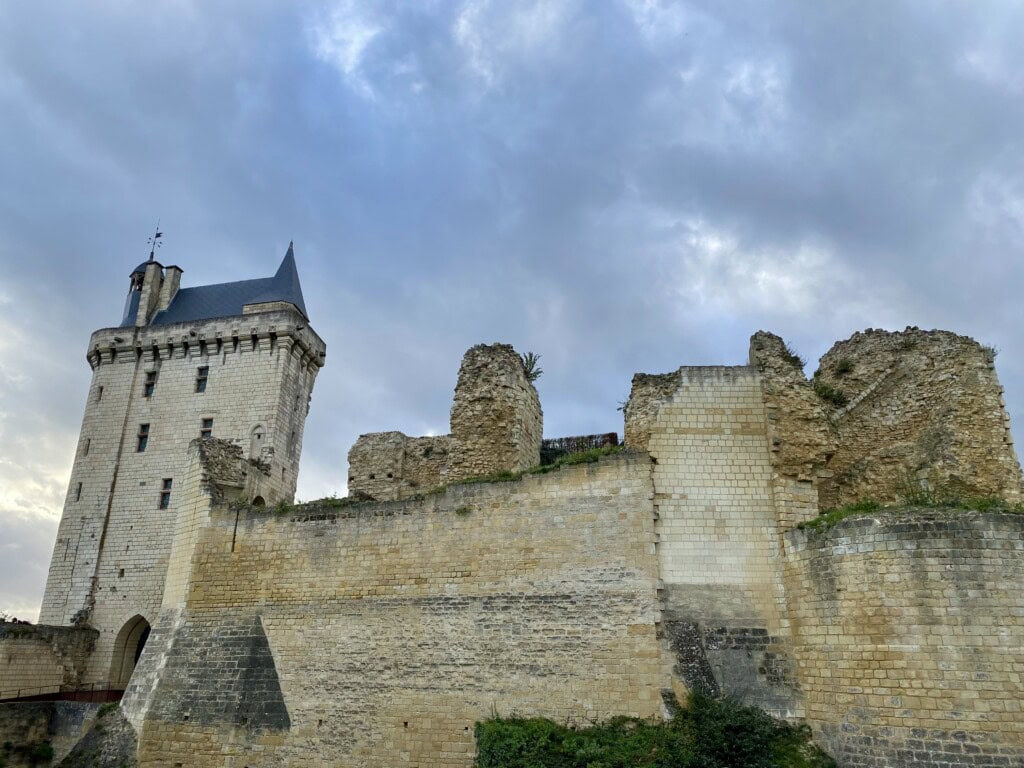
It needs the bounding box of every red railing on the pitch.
[0,682,124,703]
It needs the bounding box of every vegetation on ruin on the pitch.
[831,358,853,376]
[521,352,544,382]
[453,445,626,487]
[799,495,1024,532]
[811,381,848,408]
[781,344,806,371]
[474,690,835,768]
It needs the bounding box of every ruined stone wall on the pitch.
[448,343,542,480]
[348,344,542,499]
[347,432,453,501]
[39,308,324,691]
[784,511,1024,767]
[625,365,802,718]
[126,453,664,768]
[749,332,836,530]
[0,624,97,698]
[815,328,1023,507]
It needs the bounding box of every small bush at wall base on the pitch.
[474,691,835,768]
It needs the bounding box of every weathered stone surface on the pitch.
[348,343,542,499]
[0,623,97,697]
[57,706,137,768]
[815,327,1023,507]
[449,343,543,479]
[0,701,103,766]
[784,510,1024,767]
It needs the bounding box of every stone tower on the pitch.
[38,245,326,687]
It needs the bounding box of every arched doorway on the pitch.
[109,615,151,688]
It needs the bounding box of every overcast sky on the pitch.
[2,1,1023,621]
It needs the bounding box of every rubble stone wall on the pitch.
[347,432,453,501]
[815,328,1023,508]
[784,511,1024,767]
[448,343,543,480]
[348,344,542,500]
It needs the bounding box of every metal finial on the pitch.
[147,220,164,261]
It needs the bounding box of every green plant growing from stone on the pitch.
[832,358,853,376]
[455,505,473,516]
[782,343,806,371]
[813,381,848,408]
[520,351,543,382]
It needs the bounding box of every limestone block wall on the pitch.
[0,624,96,697]
[815,328,1023,507]
[625,365,802,718]
[449,343,542,480]
[784,511,1024,767]
[126,453,665,768]
[39,308,324,690]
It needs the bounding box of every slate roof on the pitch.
[119,244,308,327]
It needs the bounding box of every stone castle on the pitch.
[1,251,1023,768]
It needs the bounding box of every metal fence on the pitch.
[0,681,123,703]
[540,432,619,465]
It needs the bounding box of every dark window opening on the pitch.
[232,336,239,353]
[251,333,259,350]
[159,478,172,509]
[136,424,150,452]
[195,366,209,393]
[96,386,104,402]
[252,495,266,507]
[199,340,207,356]
[119,568,125,578]
[143,371,157,397]
[200,418,213,439]
[369,473,375,480]
[83,438,90,456]
[75,482,82,501]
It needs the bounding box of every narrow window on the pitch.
[96,386,104,402]
[136,424,150,452]
[159,478,172,509]
[288,430,296,457]
[195,366,209,393]
[200,418,213,439]
[83,438,90,456]
[75,482,82,502]
[118,568,125,578]
[143,371,157,397]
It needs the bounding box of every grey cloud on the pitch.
[2,0,1024,617]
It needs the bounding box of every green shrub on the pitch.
[812,381,848,408]
[832,358,853,376]
[474,691,834,768]
[28,742,54,764]
[782,344,805,371]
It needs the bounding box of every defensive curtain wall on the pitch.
[103,332,1024,767]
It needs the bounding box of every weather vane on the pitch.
[147,220,164,261]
